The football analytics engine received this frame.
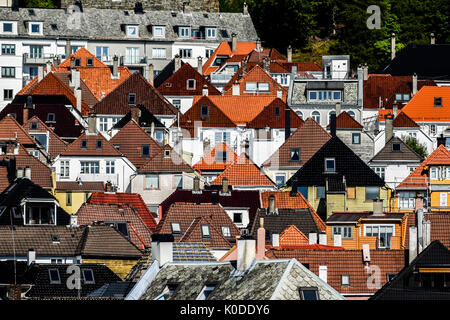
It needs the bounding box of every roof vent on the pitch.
[434,97,442,107]
[171,11,177,17]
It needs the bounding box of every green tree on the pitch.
[24,0,57,8]
[403,135,428,159]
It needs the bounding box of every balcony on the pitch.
[23,53,55,65]
[121,56,147,66]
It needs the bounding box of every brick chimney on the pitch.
[151,234,174,267]
[256,218,265,259]
[287,45,292,63]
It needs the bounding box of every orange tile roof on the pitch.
[211,154,275,187]
[397,144,450,190]
[279,225,310,246]
[193,142,238,172]
[399,86,450,122]
[202,41,257,75]
[24,116,68,158]
[0,116,37,145]
[60,132,122,157]
[378,111,420,128]
[260,191,326,231]
[332,111,363,129]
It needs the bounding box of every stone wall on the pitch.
[61,0,219,12]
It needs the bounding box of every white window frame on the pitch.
[364,224,395,249]
[80,161,100,174]
[153,26,165,38]
[145,174,159,189]
[82,269,95,284]
[324,158,335,173]
[126,25,139,38]
[179,26,191,38]
[398,192,415,209]
[152,48,166,59]
[206,27,217,39]
[60,160,70,178]
[311,111,321,124]
[221,226,231,238]
[106,160,115,174]
[28,22,43,35]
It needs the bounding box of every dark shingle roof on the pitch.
[112,105,166,130]
[370,137,423,162]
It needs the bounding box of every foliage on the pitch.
[403,135,428,159]
[24,0,57,8]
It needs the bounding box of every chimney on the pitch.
[23,108,29,124]
[290,178,298,197]
[105,181,113,193]
[393,102,398,118]
[88,112,97,134]
[197,56,203,74]
[174,54,181,72]
[66,39,71,59]
[46,60,52,74]
[150,122,155,138]
[71,69,80,89]
[16,167,23,178]
[409,226,418,264]
[232,81,240,96]
[437,134,446,147]
[415,196,424,210]
[333,234,342,247]
[70,57,76,70]
[53,55,60,69]
[423,219,431,249]
[256,218,265,259]
[112,55,119,78]
[231,33,237,52]
[335,102,341,116]
[202,84,208,96]
[363,63,369,81]
[222,177,229,194]
[330,113,336,137]
[430,33,435,45]
[243,1,248,15]
[75,87,82,113]
[318,232,327,245]
[308,232,317,245]
[147,63,154,85]
[70,214,78,226]
[417,208,424,253]
[362,243,371,268]
[357,65,364,107]
[193,176,200,192]
[277,89,283,99]
[268,195,276,214]
[271,234,280,247]
[24,166,31,180]
[27,249,36,266]
[385,113,394,143]
[412,73,418,95]
[287,45,292,63]
[373,198,384,216]
[318,266,328,283]
[256,39,261,52]
[237,236,256,271]
[151,234,174,266]
[38,66,44,82]
[285,107,291,140]
[263,56,270,73]
[130,105,141,123]
[391,33,396,60]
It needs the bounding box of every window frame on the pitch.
[82,269,95,284]
[365,186,380,201]
[145,174,159,189]
[171,222,181,234]
[1,43,15,55]
[201,224,211,238]
[153,26,165,38]
[48,268,61,284]
[324,158,336,173]
[299,287,319,300]
[332,226,353,240]
[126,25,139,38]
[352,133,361,144]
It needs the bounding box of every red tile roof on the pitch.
[327,111,363,129]
[59,132,122,157]
[55,181,104,192]
[397,144,450,190]
[378,111,420,128]
[76,203,152,249]
[157,63,221,96]
[109,120,163,169]
[87,192,157,231]
[193,142,239,172]
[155,202,240,248]
[137,144,194,173]
[262,118,331,168]
[0,115,38,146]
[279,225,310,246]
[24,116,68,158]
[247,99,303,129]
[211,154,275,187]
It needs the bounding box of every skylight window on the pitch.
[196,284,216,300]
[81,139,88,149]
[82,269,95,284]
[48,269,61,284]
[171,222,181,234]
[434,97,442,107]
[392,143,401,152]
[201,225,211,238]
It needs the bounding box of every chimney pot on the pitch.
[193,176,200,192]
[174,54,181,72]
[318,232,327,245]
[243,2,248,15]
[88,112,97,134]
[391,33,396,60]
[256,218,265,259]
[430,33,435,45]
[112,55,119,78]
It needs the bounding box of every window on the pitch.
[96,140,103,150]
[66,192,72,206]
[201,105,209,117]
[86,58,93,66]
[81,139,88,149]
[341,275,350,286]
[105,221,129,238]
[201,225,211,238]
[1,44,15,55]
[215,132,231,146]
[128,93,136,105]
[233,213,242,224]
[171,222,181,234]
[80,161,100,174]
[142,145,150,157]
[48,269,61,284]
[197,284,216,300]
[164,149,171,157]
[82,269,95,284]
[430,167,437,179]
[216,151,227,163]
[156,284,179,300]
[51,259,62,264]
[126,25,139,37]
[106,161,115,174]
[245,82,257,91]
[125,47,139,64]
[99,117,108,132]
[347,110,356,119]
[30,122,38,130]
[332,226,353,240]
[153,26,165,38]
[3,23,13,33]
[386,274,396,282]
[290,148,300,161]
[308,90,342,102]
[206,28,216,39]
[179,48,192,58]
[3,89,13,100]
[434,97,442,107]
[275,174,286,187]
[347,186,356,199]
[222,226,231,237]
[96,46,109,61]
[365,186,379,200]
[172,99,181,109]
[317,186,326,199]
[152,48,166,59]
[174,175,182,188]
[60,160,69,178]
[258,82,270,91]
[274,107,280,117]
[398,192,415,209]
[145,175,159,189]
[205,49,214,58]
[352,133,361,144]
[299,288,319,300]
[29,23,41,34]
[311,111,320,124]
[179,26,190,38]
[430,124,436,136]
[325,158,336,172]
[187,79,196,90]
[373,167,385,179]
[47,113,55,122]
[2,67,15,78]
[26,206,55,225]
[365,225,394,249]
[392,143,401,152]
[30,67,38,77]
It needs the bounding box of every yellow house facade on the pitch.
[53,181,105,214]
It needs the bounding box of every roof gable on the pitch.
[193,142,239,172]
[60,132,122,157]
[370,137,423,162]
[137,144,193,173]
[279,225,310,246]
[399,86,450,122]
[328,111,363,129]
[247,99,303,129]
[0,115,37,145]
[24,116,68,158]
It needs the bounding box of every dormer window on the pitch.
[196,284,216,300]
[153,26,165,38]
[128,93,136,105]
[434,97,442,107]
[74,58,81,67]
[28,22,43,35]
[81,139,88,149]
[216,151,227,163]
[126,25,139,38]
[164,149,171,157]
[82,269,95,284]
[179,26,190,38]
[187,79,196,90]
[47,113,55,122]
[325,158,336,172]
[30,122,38,130]
[171,222,181,234]
[290,148,300,161]
[274,106,280,117]
[392,143,401,152]
[201,105,209,117]
[86,58,94,66]
[2,22,14,33]
[206,27,216,39]
[96,140,102,150]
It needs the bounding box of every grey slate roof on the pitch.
[0,8,258,42]
[327,212,406,224]
[370,137,423,162]
[139,259,345,300]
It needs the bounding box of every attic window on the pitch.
[187,79,196,90]
[274,106,280,117]
[216,151,227,163]
[201,105,209,117]
[128,93,136,105]
[81,139,88,149]
[28,9,35,15]
[434,97,442,107]
[114,145,120,151]
[74,58,81,67]
[171,222,181,234]
[142,145,150,157]
[392,143,401,152]
[82,269,95,284]
[48,269,61,284]
[86,58,94,66]
[201,225,211,238]
[30,122,38,130]
[51,235,60,243]
[156,283,179,300]
[290,148,300,161]
[164,149,171,157]
[299,287,319,300]
[221,226,231,237]
[341,275,350,286]
[165,83,172,87]
[196,284,216,300]
[96,140,103,150]
[325,158,336,173]
[47,113,55,122]
[51,24,58,30]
